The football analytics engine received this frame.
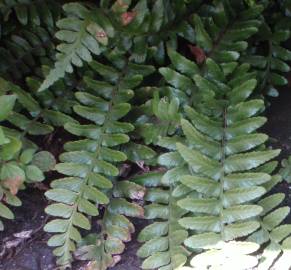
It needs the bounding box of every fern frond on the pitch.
[38,3,114,92]
[134,171,189,270]
[247,192,291,270]
[74,179,145,270]
[242,19,291,96]
[44,55,154,268]
[133,97,192,270]
[158,1,263,107]
[0,92,55,231]
[190,1,263,62]
[157,1,264,113]
[173,61,280,269]
[137,93,181,145]
[0,27,55,80]
[246,157,291,270]
[108,0,199,64]
[0,0,61,27]
[72,56,156,269]
[0,77,76,132]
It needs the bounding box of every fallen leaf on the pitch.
[188,44,206,64]
[13,230,33,239]
[121,11,137,26]
[111,255,121,267]
[4,238,22,249]
[3,176,23,195]
[136,161,150,172]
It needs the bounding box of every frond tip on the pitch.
[38,3,114,92]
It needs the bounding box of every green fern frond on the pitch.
[0,92,55,231]
[134,171,189,270]
[108,0,199,64]
[190,1,263,63]
[0,27,55,80]
[25,70,78,115]
[0,147,55,230]
[44,56,154,268]
[247,192,291,270]
[173,61,280,269]
[0,0,61,27]
[158,0,263,107]
[0,77,76,132]
[137,94,181,145]
[157,1,263,107]
[74,180,145,270]
[248,155,291,269]
[242,18,291,97]
[72,57,155,269]
[38,3,115,92]
[133,97,191,270]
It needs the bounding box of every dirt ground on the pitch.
[0,87,291,270]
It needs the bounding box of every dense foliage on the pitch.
[1,0,291,269]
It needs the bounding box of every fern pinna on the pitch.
[44,54,154,268]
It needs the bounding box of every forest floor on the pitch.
[0,87,291,270]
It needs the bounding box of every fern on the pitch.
[136,92,182,145]
[280,156,291,183]
[0,92,55,231]
[38,0,215,91]
[38,3,115,92]
[132,96,192,270]
[0,26,55,80]
[157,2,264,111]
[25,70,77,115]
[107,0,201,64]
[0,0,61,28]
[190,1,263,63]
[135,172,189,270]
[242,16,291,96]
[44,55,154,268]
[171,61,281,269]
[0,77,76,132]
[1,1,291,269]
[72,57,156,269]
[248,191,291,270]
[74,179,145,269]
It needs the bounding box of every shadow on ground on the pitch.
[264,87,291,158]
